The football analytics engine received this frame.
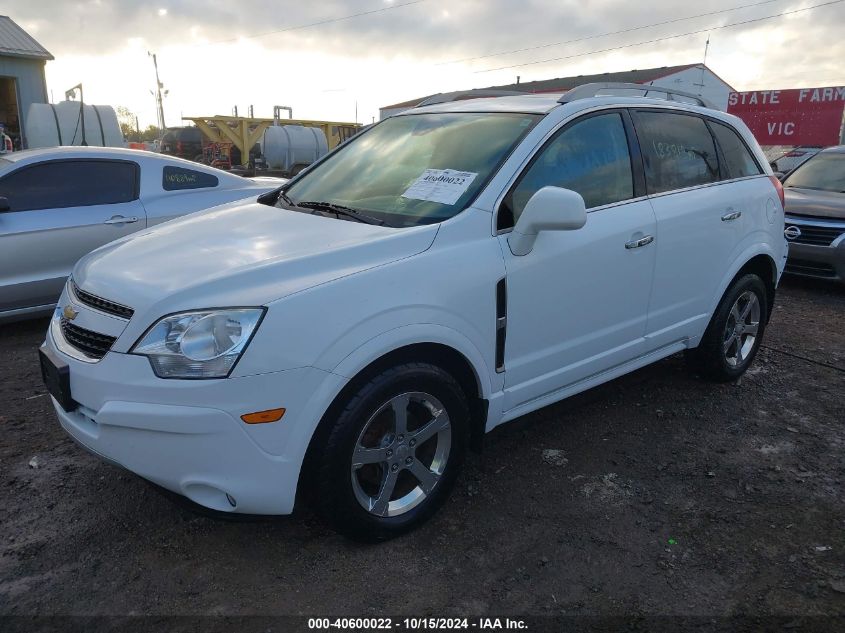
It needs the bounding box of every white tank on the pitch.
[261,125,329,171]
[25,102,123,149]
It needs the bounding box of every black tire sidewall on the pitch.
[700,273,768,381]
[316,363,469,541]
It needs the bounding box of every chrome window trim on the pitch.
[645,173,769,201]
[490,103,771,236]
[495,195,651,236]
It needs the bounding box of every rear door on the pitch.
[0,159,144,313]
[631,110,746,350]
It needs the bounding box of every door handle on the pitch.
[625,235,654,249]
[103,216,139,225]
[721,210,742,222]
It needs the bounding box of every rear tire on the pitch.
[312,363,469,542]
[686,273,768,382]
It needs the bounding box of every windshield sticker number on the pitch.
[402,169,478,205]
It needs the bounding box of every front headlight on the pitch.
[131,308,265,378]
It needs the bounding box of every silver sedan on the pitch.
[0,147,284,322]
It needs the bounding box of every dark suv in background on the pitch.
[160,127,204,162]
[782,145,845,283]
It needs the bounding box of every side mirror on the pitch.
[773,171,786,182]
[0,196,9,212]
[507,186,587,256]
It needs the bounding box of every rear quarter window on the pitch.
[162,166,219,191]
[709,121,762,179]
[633,111,720,194]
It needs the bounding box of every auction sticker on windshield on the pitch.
[402,169,478,205]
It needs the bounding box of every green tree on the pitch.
[139,125,162,142]
[116,106,141,142]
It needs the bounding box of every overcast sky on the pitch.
[6,0,844,127]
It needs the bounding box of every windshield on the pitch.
[282,112,541,226]
[783,152,845,193]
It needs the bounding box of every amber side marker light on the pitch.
[241,408,286,424]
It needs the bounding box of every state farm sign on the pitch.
[727,86,845,146]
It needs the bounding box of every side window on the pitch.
[162,166,219,191]
[709,121,762,179]
[633,111,720,194]
[0,160,137,212]
[502,112,634,226]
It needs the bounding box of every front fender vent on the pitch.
[495,278,507,373]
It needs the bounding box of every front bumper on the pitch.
[44,319,345,515]
[784,215,845,283]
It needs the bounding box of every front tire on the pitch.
[313,363,469,541]
[687,273,768,382]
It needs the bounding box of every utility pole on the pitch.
[695,35,710,91]
[148,51,166,131]
[65,83,87,146]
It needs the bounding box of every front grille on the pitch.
[788,224,844,247]
[785,258,837,278]
[71,281,134,320]
[59,318,117,359]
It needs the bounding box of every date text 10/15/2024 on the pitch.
[307,617,528,630]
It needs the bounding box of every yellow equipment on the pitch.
[181,115,361,167]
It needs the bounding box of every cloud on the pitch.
[5,0,843,124]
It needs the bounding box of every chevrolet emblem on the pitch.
[63,305,79,320]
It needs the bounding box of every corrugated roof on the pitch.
[0,16,53,61]
[381,64,705,110]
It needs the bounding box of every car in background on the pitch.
[0,131,11,154]
[781,146,845,282]
[770,146,823,174]
[160,127,204,162]
[0,146,284,322]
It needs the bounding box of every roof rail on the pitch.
[557,82,716,109]
[416,89,526,107]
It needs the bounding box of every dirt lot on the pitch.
[1,277,843,622]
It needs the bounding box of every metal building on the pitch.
[0,16,52,149]
[379,64,735,119]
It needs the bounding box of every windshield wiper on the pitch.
[296,201,386,225]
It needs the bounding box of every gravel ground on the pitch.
[0,276,843,621]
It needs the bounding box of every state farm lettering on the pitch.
[727,86,845,146]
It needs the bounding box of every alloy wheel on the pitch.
[351,391,451,517]
[723,290,761,367]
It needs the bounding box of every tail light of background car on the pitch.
[769,175,785,209]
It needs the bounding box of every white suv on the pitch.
[40,84,787,541]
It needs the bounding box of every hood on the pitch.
[784,187,845,220]
[73,201,437,323]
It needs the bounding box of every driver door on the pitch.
[497,110,658,412]
[0,159,144,314]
